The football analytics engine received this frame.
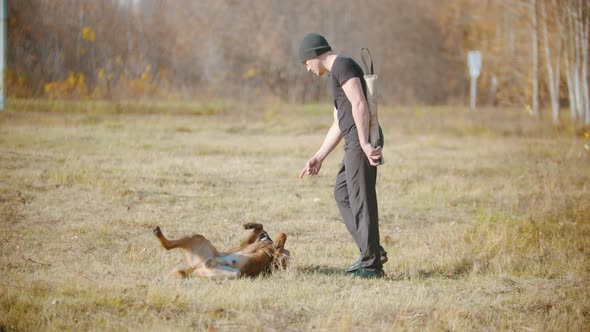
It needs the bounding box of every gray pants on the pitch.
[334,146,382,270]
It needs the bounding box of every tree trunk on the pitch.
[565,1,578,121]
[540,0,560,124]
[573,0,584,120]
[531,0,539,118]
[582,6,590,125]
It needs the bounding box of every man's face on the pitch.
[304,58,326,76]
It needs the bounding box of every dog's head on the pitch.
[257,230,273,242]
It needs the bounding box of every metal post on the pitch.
[467,51,482,111]
[0,0,6,111]
[470,76,476,111]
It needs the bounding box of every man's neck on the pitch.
[322,53,338,72]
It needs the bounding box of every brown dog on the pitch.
[154,222,289,279]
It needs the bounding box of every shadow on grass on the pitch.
[298,265,348,276]
[390,258,475,281]
[298,261,474,281]
[299,265,402,281]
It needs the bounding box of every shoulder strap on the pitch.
[360,48,374,75]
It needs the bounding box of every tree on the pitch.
[530,0,540,118]
[563,0,590,125]
[540,0,562,124]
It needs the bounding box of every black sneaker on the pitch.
[351,267,385,279]
[345,247,388,273]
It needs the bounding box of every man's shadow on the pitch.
[299,264,345,276]
[298,264,402,281]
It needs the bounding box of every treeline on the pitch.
[8,0,590,124]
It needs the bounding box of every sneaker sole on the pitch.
[346,256,388,273]
[352,269,385,279]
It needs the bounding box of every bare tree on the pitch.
[563,0,590,126]
[582,2,590,125]
[530,0,539,118]
[540,0,561,124]
[564,2,578,121]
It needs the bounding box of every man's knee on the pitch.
[333,186,349,208]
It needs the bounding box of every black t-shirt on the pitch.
[329,56,368,146]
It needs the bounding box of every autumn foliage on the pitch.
[7,0,590,121]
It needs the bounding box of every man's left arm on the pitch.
[342,77,382,166]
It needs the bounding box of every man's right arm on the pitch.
[314,107,341,161]
[299,108,341,178]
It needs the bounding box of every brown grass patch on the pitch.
[0,101,589,330]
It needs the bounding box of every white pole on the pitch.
[0,0,6,111]
[467,51,481,112]
[470,76,477,111]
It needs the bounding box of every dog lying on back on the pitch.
[153,222,289,279]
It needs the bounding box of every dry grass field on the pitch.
[1,100,589,331]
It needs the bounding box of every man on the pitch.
[298,33,387,278]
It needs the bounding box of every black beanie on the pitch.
[298,33,332,62]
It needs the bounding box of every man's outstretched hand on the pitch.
[299,157,322,179]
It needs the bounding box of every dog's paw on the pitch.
[243,222,263,230]
[204,258,218,268]
[153,226,162,237]
[274,233,287,248]
[170,269,187,279]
